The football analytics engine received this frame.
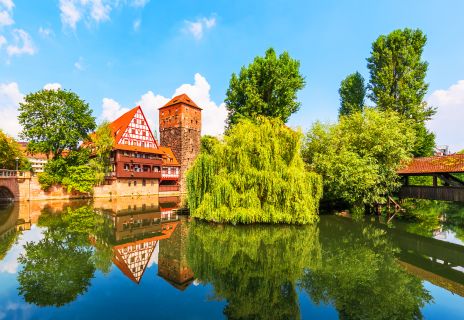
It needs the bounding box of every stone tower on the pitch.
[159,94,201,192]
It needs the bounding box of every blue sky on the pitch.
[0,0,463,151]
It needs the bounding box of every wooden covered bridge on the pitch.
[397,153,464,202]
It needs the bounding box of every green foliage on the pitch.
[225,48,305,127]
[411,122,435,157]
[62,165,100,193]
[86,121,114,184]
[38,150,93,192]
[301,216,432,320]
[366,28,436,157]
[338,71,366,117]
[187,117,322,224]
[0,129,29,170]
[200,135,220,155]
[367,28,434,122]
[187,220,320,319]
[303,108,415,205]
[18,88,96,159]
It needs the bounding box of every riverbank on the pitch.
[1,172,181,202]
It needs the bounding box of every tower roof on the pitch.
[160,93,202,110]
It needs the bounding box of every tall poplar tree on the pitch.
[367,28,435,156]
[225,48,305,128]
[338,72,366,117]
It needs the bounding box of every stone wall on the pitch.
[160,127,200,192]
[11,176,161,201]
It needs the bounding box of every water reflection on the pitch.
[12,197,186,307]
[0,199,463,318]
[187,221,321,320]
[302,216,432,320]
[17,205,99,306]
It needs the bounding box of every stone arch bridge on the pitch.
[0,170,31,202]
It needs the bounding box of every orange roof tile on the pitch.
[398,154,464,175]
[114,144,165,155]
[159,93,202,110]
[110,106,140,144]
[159,147,180,166]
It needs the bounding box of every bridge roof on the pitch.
[398,153,464,175]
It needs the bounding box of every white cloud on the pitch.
[38,26,54,38]
[100,97,129,122]
[74,56,84,70]
[0,82,23,138]
[59,0,81,30]
[89,0,111,23]
[184,16,216,40]
[136,91,169,138]
[0,0,14,11]
[6,29,36,56]
[59,0,148,30]
[0,35,6,47]
[0,10,13,26]
[427,80,464,152]
[43,83,62,91]
[100,73,227,138]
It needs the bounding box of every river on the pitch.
[0,197,463,319]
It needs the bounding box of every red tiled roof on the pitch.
[159,147,180,166]
[159,93,202,110]
[110,106,140,144]
[397,154,464,174]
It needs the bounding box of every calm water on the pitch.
[0,197,463,319]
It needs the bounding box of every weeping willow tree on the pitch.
[187,117,322,224]
[187,220,321,319]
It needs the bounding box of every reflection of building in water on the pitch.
[158,216,194,290]
[0,202,33,259]
[94,196,183,284]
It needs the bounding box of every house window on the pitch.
[124,164,130,171]
[128,181,131,187]
[134,180,137,186]
[142,179,146,187]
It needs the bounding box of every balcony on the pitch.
[116,169,162,179]
[159,185,180,192]
[161,172,179,180]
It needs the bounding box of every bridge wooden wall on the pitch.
[399,186,464,202]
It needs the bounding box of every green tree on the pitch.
[0,130,29,170]
[86,121,115,184]
[225,48,305,127]
[367,28,435,156]
[18,89,96,159]
[187,220,321,319]
[338,72,366,117]
[187,117,322,224]
[303,108,415,206]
